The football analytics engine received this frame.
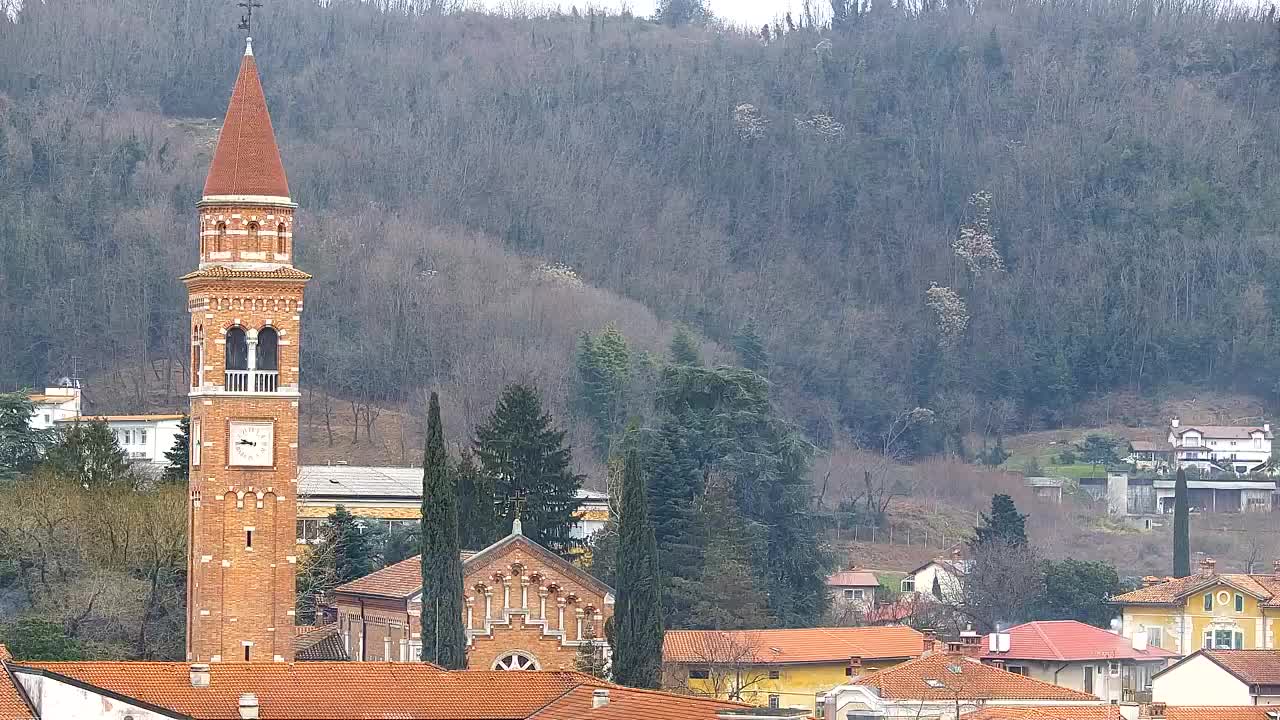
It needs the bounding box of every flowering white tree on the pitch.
[952,191,1004,275]
[926,283,969,348]
[732,103,768,140]
[794,114,845,140]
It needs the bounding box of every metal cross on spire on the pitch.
[497,489,529,536]
[237,0,263,34]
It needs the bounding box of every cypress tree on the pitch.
[1174,467,1191,578]
[972,493,1028,548]
[611,449,664,688]
[474,384,584,553]
[419,393,467,668]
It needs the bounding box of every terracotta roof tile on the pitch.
[1112,573,1280,607]
[827,570,880,587]
[203,46,290,199]
[962,707,1123,720]
[1150,707,1280,720]
[1199,649,1280,684]
[528,685,750,720]
[0,645,35,720]
[293,623,348,661]
[13,661,594,719]
[983,621,1177,662]
[854,654,1097,701]
[663,626,923,665]
[181,266,312,281]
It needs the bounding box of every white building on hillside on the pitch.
[56,414,185,466]
[25,386,82,430]
[1168,418,1272,475]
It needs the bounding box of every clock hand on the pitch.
[238,439,256,446]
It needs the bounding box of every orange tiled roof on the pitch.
[528,685,750,720]
[1148,708,1280,720]
[0,645,35,720]
[203,43,290,199]
[827,569,880,587]
[293,623,347,661]
[13,662,595,719]
[663,626,923,665]
[1112,572,1280,607]
[181,266,312,281]
[336,532,608,600]
[854,654,1097,701]
[1194,649,1280,684]
[963,707,1122,720]
[983,620,1178,662]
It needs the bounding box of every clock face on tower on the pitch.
[228,420,275,467]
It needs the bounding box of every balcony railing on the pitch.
[225,370,279,393]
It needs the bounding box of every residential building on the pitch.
[183,36,309,663]
[902,550,969,599]
[1150,649,1280,706]
[1024,476,1066,504]
[1127,441,1173,473]
[0,647,752,720]
[980,621,1177,703]
[827,565,881,612]
[1112,558,1280,655]
[1168,418,1272,475]
[333,519,612,671]
[819,653,1102,719]
[24,386,80,430]
[295,463,609,546]
[663,625,925,714]
[56,414,184,466]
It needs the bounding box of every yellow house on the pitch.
[1113,557,1280,656]
[294,464,610,547]
[662,625,924,714]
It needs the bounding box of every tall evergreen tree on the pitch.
[474,384,584,553]
[0,392,51,481]
[1174,467,1191,578]
[972,493,1028,548]
[574,324,632,457]
[456,449,499,550]
[668,325,702,366]
[645,415,705,591]
[328,505,377,584]
[419,393,467,668]
[731,320,768,375]
[690,472,770,629]
[161,417,190,484]
[611,449,663,688]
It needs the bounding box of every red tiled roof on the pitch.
[13,662,593,719]
[827,570,880,587]
[528,685,750,720]
[983,621,1177,662]
[854,654,1098,701]
[181,266,312,281]
[1112,572,1280,607]
[963,707,1123,720]
[663,626,923,665]
[1196,649,1280,685]
[293,623,348,661]
[203,44,290,199]
[0,645,35,720]
[1153,708,1279,720]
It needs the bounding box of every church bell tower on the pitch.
[184,37,308,663]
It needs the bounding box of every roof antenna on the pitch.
[237,0,263,48]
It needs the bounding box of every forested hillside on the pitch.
[3,0,1280,458]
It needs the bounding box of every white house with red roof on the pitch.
[980,621,1177,704]
[827,565,881,612]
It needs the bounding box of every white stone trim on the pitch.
[200,194,296,207]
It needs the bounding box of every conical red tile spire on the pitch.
[202,38,290,200]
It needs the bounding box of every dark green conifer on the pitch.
[419,392,467,668]
[611,449,664,688]
[1174,468,1191,578]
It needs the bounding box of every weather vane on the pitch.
[237,0,263,34]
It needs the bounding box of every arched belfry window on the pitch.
[247,222,261,252]
[215,222,227,253]
[256,327,278,371]
[226,327,248,371]
[276,223,287,255]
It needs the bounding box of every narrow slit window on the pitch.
[244,646,250,661]
[246,529,253,549]
[277,223,287,254]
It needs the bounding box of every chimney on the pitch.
[1200,557,1217,578]
[922,628,939,656]
[189,663,210,688]
[239,693,260,720]
[1171,418,1179,429]
[1265,423,1272,434]
[592,688,610,709]
[1147,702,1167,719]
[1141,576,1160,588]
[1132,629,1149,652]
